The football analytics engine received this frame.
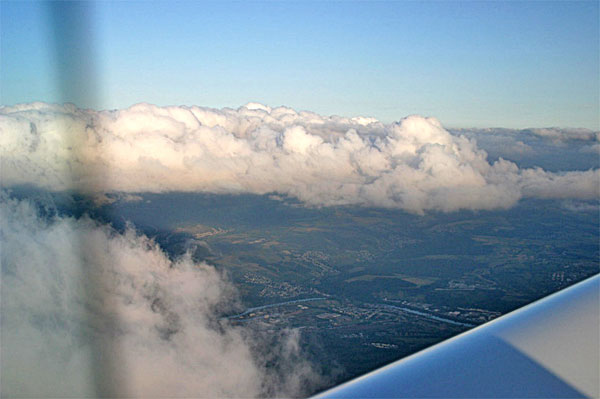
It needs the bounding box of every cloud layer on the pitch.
[0,194,320,398]
[453,127,600,172]
[1,102,598,213]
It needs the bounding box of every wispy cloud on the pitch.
[0,194,322,397]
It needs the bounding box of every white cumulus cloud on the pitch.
[1,102,598,213]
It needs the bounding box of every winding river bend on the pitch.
[227,296,474,328]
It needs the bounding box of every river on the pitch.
[227,297,328,319]
[380,304,475,328]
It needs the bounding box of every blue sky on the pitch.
[1,1,598,128]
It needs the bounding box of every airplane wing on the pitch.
[312,274,599,398]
